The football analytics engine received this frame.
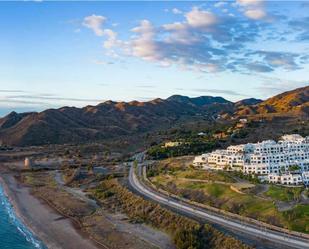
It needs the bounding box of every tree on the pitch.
[133,160,138,169]
[173,227,201,249]
[289,165,300,172]
[280,166,286,173]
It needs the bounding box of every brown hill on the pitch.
[0,86,308,146]
[234,86,309,117]
[0,96,233,146]
[234,98,263,107]
[258,86,309,113]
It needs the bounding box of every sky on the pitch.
[0,0,308,117]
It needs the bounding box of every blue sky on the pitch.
[0,1,308,116]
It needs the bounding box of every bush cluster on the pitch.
[91,179,252,249]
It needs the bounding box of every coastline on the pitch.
[0,172,100,249]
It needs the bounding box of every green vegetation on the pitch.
[177,169,236,183]
[231,129,248,139]
[147,156,192,177]
[283,205,309,233]
[154,178,283,226]
[147,159,235,183]
[289,165,301,171]
[92,188,115,199]
[90,179,251,249]
[265,185,303,202]
[173,223,251,249]
[148,159,309,233]
[230,171,261,184]
[147,140,217,159]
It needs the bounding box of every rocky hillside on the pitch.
[234,86,309,117]
[0,86,307,146]
[257,86,309,113]
[0,96,233,146]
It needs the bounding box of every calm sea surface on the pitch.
[0,185,45,249]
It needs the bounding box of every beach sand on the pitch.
[0,172,101,249]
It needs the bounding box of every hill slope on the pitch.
[0,86,308,146]
[0,96,233,146]
[257,86,309,113]
[234,86,309,117]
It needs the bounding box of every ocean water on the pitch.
[0,185,46,249]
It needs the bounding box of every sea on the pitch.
[0,185,46,249]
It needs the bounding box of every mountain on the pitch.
[0,86,308,146]
[235,98,263,107]
[0,96,233,146]
[257,86,309,113]
[0,111,34,129]
[167,95,230,106]
[234,86,309,117]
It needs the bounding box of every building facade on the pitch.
[193,134,309,185]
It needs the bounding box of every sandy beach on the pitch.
[0,172,101,249]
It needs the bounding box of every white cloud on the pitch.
[259,51,300,70]
[163,22,200,45]
[82,15,122,50]
[236,0,267,20]
[172,8,182,14]
[244,9,266,20]
[214,1,227,8]
[197,63,222,73]
[83,14,106,36]
[185,7,218,28]
[102,29,119,49]
[98,6,304,75]
[92,59,114,65]
[236,0,263,7]
[130,20,161,61]
[163,22,186,31]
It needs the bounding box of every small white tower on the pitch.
[24,157,33,169]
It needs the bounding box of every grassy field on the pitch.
[150,159,309,233]
[151,175,285,226]
[264,185,304,202]
[283,205,309,233]
[175,169,236,183]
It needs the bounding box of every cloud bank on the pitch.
[81,2,307,75]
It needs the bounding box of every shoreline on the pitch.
[0,171,101,249]
[0,173,47,248]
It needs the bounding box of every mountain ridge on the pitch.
[233,86,309,117]
[0,86,308,146]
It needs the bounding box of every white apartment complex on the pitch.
[193,134,309,185]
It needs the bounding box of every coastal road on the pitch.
[128,162,309,249]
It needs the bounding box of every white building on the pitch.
[193,134,309,185]
[267,173,303,185]
[302,171,309,186]
[193,154,212,168]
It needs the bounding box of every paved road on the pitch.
[128,163,309,249]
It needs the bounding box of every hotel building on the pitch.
[193,134,309,185]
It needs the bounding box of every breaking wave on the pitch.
[0,185,46,249]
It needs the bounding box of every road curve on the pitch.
[128,164,309,249]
